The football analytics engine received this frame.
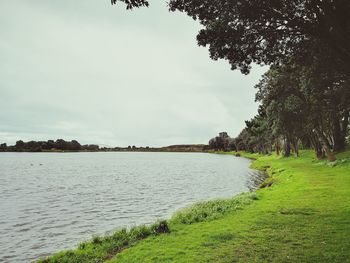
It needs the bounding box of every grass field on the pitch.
[40,150,350,263]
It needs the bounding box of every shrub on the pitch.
[151,220,170,234]
[171,193,258,224]
[38,221,170,263]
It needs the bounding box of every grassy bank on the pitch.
[39,150,350,263]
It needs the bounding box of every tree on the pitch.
[69,140,82,151]
[111,0,148,9]
[111,0,350,76]
[245,108,274,154]
[254,55,349,160]
[26,141,42,152]
[55,139,67,150]
[0,143,7,152]
[110,0,350,159]
[168,0,350,75]
[255,64,308,157]
[208,132,235,151]
[15,140,25,151]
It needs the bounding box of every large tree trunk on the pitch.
[315,140,325,159]
[284,136,291,157]
[318,131,336,161]
[301,135,311,149]
[341,108,349,145]
[309,133,325,159]
[292,138,299,157]
[316,148,325,160]
[275,139,280,155]
[332,114,346,152]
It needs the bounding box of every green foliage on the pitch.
[171,193,258,225]
[37,221,169,263]
[169,1,350,75]
[1,139,100,152]
[259,177,275,189]
[112,150,350,263]
[315,157,350,168]
[237,58,350,160]
[167,0,350,160]
[207,132,235,151]
[39,151,350,262]
[111,0,148,9]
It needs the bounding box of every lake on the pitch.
[0,152,261,262]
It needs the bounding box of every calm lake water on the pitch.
[0,152,261,262]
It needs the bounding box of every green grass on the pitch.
[170,192,258,225]
[109,150,350,263]
[37,221,170,263]
[40,150,350,262]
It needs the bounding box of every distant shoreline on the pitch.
[0,146,207,153]
[0,139,208,153]
[0,149,207,153]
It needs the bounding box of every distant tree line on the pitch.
[206,132,235,152]
[0,139,100,152]
[0,141,205,153]
[102,145,205,152]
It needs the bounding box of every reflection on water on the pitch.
[0,152,262,262]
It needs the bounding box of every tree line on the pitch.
[6,1,349,159]
[207,57,350,160]
[235,59,349,161]
[206,132,236,152]
[150,0,350,160]
[0,139,100,152]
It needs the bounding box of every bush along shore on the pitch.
[38,221,170,263]
[38,150,350,262]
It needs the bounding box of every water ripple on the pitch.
[0,152,258,262]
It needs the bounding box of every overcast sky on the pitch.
[0,0,266,147]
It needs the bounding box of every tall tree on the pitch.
[166,0,350,75]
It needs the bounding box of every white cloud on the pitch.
[0,0,266,146]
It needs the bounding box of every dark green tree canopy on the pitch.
[112,0,350,74]
[111,0,149,9]
[112,0,349,159]
[168,0,350,73]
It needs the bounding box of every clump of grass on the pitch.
[259,177,275,188]
[37,220,169,263]
[92,236,102,245]
[314,157,350,167]
[279,208,316,216]
[170,193,258,225]
[210,233,236,242]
